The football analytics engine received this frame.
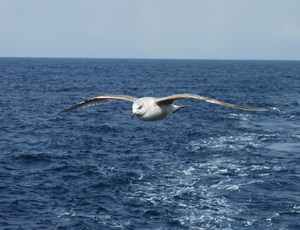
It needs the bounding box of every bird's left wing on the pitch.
[156,94,267,111]
[61,95,136,113]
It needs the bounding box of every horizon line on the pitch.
[0,56,299,62]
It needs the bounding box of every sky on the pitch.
[1,0,300,60]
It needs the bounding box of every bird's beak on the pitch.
[131,112,136,119]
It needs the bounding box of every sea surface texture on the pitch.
[0,58,299,230]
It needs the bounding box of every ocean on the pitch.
[0,58,299,229]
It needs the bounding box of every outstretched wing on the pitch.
[156,94,267,112]
[62,95,136,113]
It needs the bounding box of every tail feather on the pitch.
[173,105,188,113]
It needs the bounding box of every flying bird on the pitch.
[62,94,267,121]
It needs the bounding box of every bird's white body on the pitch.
[132,97,176,121]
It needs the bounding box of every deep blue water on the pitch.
[0,58,299,229]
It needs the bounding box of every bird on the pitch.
[61,94,267,121]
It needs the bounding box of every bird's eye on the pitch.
[138,105,143,109]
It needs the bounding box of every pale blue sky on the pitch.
[1,0,300,60]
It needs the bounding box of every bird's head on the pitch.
[131,100,145,118]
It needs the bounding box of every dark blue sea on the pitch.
[0,58,299,230]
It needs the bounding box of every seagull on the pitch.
[62,94,267,121]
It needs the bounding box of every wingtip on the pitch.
[60,109,69,114]
[243,107,268,112]
[59,108,71,114]
[256,108,269,112]
[60,105,81,113]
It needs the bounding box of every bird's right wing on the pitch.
[156,94,268,111]
[61,95,136,113]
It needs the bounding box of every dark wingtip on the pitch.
[59,108,71,114]
[60,109,69,114]
[59,104,82,114]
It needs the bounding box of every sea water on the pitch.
[0,58,299,229]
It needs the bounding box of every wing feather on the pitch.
[156,94,267,112]
[62,95,136,113]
